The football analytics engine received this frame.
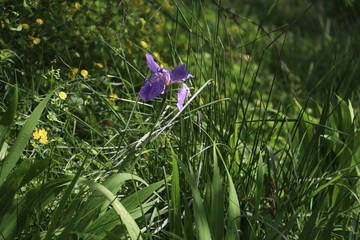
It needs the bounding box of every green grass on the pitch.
[0,0,359,239]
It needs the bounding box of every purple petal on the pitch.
[177,84,190,111]
[146,54,160,73]
[170,65,194,82]
[139,75,166,101]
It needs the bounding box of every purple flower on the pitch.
[139,53,194,111]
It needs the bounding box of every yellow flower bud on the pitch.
[95,63,103,68]
[33,38,41,44]
[22,23,30,30]
[140,41,148,48]
[58,91,67,100]
[74,2,81,10]
[36,18,44,24]
[80,69,88,77]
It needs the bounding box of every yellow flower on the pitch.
[36,18,44,25]
[33,128,49,144]
[72,68,79,73]
[108,93,118,102]
[153,52,161,60]
[39,136,48,144]
[140,41,148,48]
[22,23,30,30]
[33,128,41,140]
[58,91,67,100]
[27,35,34,40]
[33,37,41,45]
[38,128,48,137]
[80,69,88,77]
[95,63,103,68]
[74,2,81,10]
[163,0,173,10]
[139,18,146,26]
[199,98,204,105]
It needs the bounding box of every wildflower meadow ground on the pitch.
[0,0,359,239]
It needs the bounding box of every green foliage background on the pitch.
[0,0,359,239]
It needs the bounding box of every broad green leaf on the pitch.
[178,159,212,240]
[0,91,53,186]
[78,179,143,240]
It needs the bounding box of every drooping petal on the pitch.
[176,84,190,111]
[170,65,194,82]
[139,75,166,101]
[146,54,160,73]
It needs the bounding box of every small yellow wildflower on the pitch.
[163,0,173,10]
[139,18,146,26]
[1,22,6,28]
[33,129,41,140]
[38,128,47,137]
[153,11,159,18]
[108,93,118,102]
[95,63,103,68]
[27,35,34,40]
[74,2,81,10]
[36,18,44,25]
[153,52,161,60]
[33,128,49,144]
[22,23,30,30]
[80,69,88,77]
[58,91,67,100]
[199,98,204,105]
[140,41,148,48]
[39,136,48,144]
[33,37,41,45]
[67,68,79,80]
[126,47,132,54]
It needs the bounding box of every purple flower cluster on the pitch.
[139,54,194,110]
